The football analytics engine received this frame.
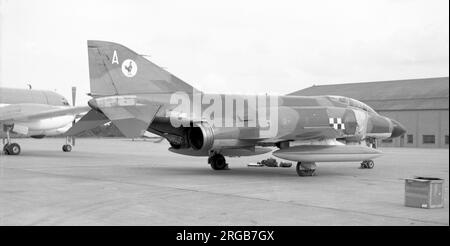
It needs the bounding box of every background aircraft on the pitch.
[67,40,406,176]
[0,87,89,155]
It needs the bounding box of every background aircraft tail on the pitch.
[87,40,196,96]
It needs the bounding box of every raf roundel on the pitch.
[121,59,138,78]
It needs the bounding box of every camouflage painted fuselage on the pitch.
[130,92,396,155]
[68,40,406,161]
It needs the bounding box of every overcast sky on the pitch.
[0,0,448,105]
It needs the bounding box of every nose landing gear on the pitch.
[62,136,75,152]
[2,126,21,155]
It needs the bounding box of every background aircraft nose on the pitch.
[390,119,406,138]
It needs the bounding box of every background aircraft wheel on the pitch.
[3,144,10,155]
[210,154,228,170]
[6,143,21,155]
[62,144,72,152]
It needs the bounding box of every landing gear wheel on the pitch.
[360,162,367,169]
[209,154,228,170]
[296,162,317,176]
[169,142,181,149]
[3,143,10,154]
[62,144,72,152]
[4,143,21,155]
[360,160,374,169]
[297,169,316,176]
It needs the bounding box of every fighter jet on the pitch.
[66,40,406,176]
[0,86,89,155]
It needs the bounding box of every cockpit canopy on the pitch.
[328,95,376,113]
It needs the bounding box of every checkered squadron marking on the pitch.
[329,118,345,130]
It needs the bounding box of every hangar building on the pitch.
[291,77,449,148]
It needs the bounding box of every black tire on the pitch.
[367,160,374,169]
[297,169,316,176]
[296,162,316,176]
[360,161,368,169]
[62,144,72,152]
[3,144,10,155]
[6,143,21,155]
[296,162,302,175]
[210,154,227,170]
[170,142,181,149]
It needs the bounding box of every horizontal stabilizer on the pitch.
[65,109,109,136]
[95,98,161,138]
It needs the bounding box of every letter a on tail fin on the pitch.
[87,40,198,97]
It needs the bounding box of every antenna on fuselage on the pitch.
[71,86,76,106]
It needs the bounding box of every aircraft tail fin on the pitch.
[87,40,196,96]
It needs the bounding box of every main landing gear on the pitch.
[2,126,21,155]
[360,160,374,169]
[296,162,317,176]
[2,125,76,155]
[208,153,229,170]
[3,143,21,155]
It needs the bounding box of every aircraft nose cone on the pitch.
[391,119,406,138]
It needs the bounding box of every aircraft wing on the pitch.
[0,105,90,123]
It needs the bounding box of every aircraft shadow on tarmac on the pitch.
[2,150,101,160]
[3,150,357,178]
[130,165,352,178]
